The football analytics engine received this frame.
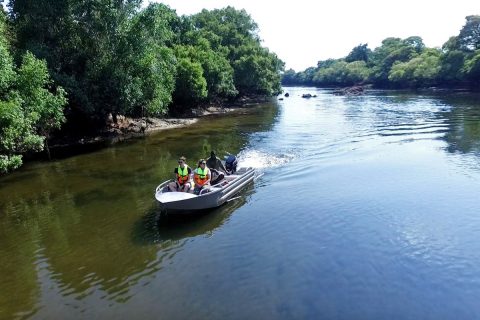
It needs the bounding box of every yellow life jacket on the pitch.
[176,166,189,185]
[194,167,209,186]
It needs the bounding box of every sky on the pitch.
[151,0,479,71]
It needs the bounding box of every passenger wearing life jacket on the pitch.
[168,156,192,192]
[193,159,211,195]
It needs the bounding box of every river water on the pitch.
[1,87,480,319]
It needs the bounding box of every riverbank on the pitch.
[42,95,271,159]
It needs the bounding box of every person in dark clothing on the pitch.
[206,151,226,184]
[206,151,227,172]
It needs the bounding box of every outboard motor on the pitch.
[225,155,238,174]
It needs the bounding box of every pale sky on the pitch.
[151,0,479,71]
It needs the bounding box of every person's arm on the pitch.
[173,168,177,181]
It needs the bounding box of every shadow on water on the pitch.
[132,186,254,245]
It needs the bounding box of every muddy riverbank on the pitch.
[40,96,271,159]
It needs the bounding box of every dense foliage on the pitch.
[0,1,284,173]
[189,7,283,96]
[0,9,66,173]
[283,16,480,89]
[7,1,283,115]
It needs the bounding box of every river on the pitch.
[1,87,480,319]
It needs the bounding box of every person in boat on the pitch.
[168,156,192,192]
[193,159,211,195]
[225,154,238,174]
[206,150,226,184]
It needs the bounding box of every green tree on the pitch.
[174,38,237,100]
[317,59,337,69]
[195,41,237,98]
[442,36,460,52]
[173,58,207,107]
[16,52,67,157]
[293,66,317,86]
[345,43,371,63]
[0,9,15,94]
[370,37,422,86]
[404,36,425,53]
[344,60,371,84]
[0,15,66,173]
[192,6,260,54]
[388,49,441,87]
[439,50,465,84]
[313,60,347,85]
[107,2,177,116]
[9,0,177,118]
[233,45,283,95]
[463,50,480,83]
[78,1,178,117]
[457,15,480,52]
[311,60,370,86]
[281,69,298,85]
[191,7,283,96]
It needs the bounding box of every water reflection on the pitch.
[364,91,480,157]
[332,90,480,170]
[438,94,480,156]
[134,188,251,244]
[3,90,480,319]
[0,222,40,319]
[0,102,277,319]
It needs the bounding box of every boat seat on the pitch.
[211,169,225,185]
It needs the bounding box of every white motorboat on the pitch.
[154,167,256,213]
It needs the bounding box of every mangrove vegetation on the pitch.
[283,15,480,89]
[0,0,284,174]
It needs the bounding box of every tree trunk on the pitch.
[45,138,51,160]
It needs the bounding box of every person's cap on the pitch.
[178,156,186,161]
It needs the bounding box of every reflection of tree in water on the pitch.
[0,181,161,317]
[133,185,252,244]
[0,190,252,317]
[0,102,274,318]
[438,93,480,156]
[0,169,71,320]
[342,91,480,159]
[145,102,280,166]
[39,192,160,302]
[0,210,40,319]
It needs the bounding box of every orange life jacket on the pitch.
[194,167,209,186]
[176,166,189,185]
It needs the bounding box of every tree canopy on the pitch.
[0,12,67,173]
[0,1,284,173]
[283,15,480,89]
[190,7,284,95]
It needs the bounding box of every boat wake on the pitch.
[236,149,294,170]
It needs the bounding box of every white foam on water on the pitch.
[236,149,295,169]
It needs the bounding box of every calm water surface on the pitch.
[1,87,480,319]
